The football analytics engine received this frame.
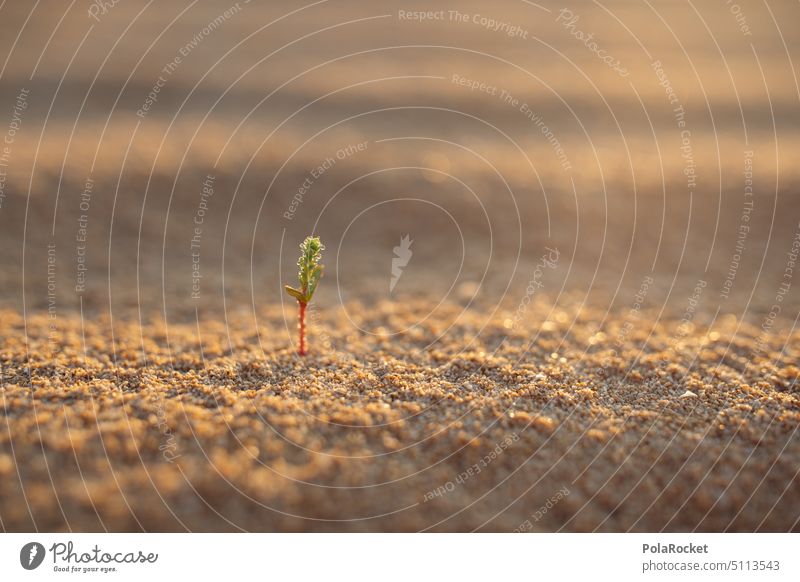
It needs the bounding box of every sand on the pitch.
[1,297,798,532]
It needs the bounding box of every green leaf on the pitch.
[310,266,322,283]
[307,265,323,298]
[284,285,306,302]
[290,236,324,303]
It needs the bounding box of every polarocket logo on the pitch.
[390,234,413,293]
[20,542,46,570]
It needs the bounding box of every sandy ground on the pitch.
[1,300,798,532]
[0,1,799,531]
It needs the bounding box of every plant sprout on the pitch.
[285,236,324,356]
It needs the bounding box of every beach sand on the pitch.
[1,297,798,531]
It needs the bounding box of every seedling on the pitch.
[285,236,324,356]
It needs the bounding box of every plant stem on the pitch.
[298,301,307,356]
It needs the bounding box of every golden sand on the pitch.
[1,299,797,532]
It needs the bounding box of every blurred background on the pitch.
[0,0,798,327]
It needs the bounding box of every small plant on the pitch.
[285,236,324,356]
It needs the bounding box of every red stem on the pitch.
[298,301,307,356]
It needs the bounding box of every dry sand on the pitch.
[1,297,798,531]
